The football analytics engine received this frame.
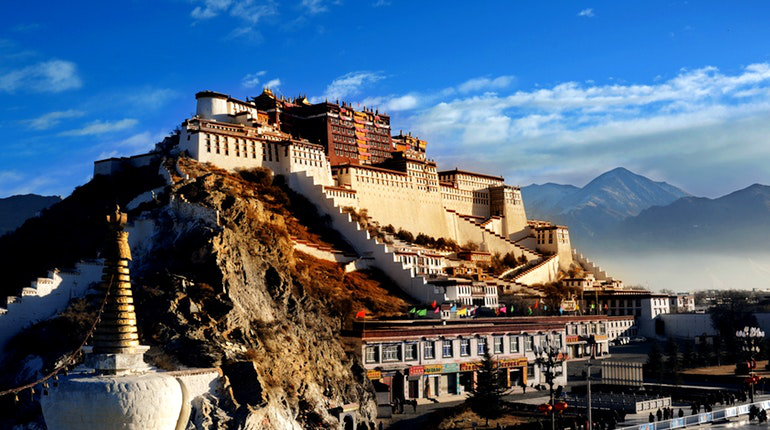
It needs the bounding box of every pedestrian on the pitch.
[656,408,662,421]
[411,399,417,413]
[678,408,684,418]
[649,412,655,423]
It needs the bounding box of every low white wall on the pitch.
[0,261,103,355]
[292,241,356,264]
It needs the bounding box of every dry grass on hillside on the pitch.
[292,251,410,320]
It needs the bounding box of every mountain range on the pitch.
[0,194,61,237]
[522,167,690,242]
[522,168,770,253]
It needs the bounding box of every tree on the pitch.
[467,350,505,426]
[682,342,697,368]
[645,341,665,383]
[664,337,682,384]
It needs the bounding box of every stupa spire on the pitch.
[91,205,140,354]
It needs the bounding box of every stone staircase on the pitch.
[572,248,611,281]
[287,171,447,305]
[452,212,540,261]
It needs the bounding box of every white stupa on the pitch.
[41,207,186,430]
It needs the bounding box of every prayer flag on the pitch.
[527,307,533,315]
[355,310,366,319]
[409,307,416,314]
[434,306,440,314]
[431,300,437,308]
[417,309,427,317]
[499,306,507,314]
[534,300,539,309]
[450,304,457,312]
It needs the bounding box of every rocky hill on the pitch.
[0,194,61,237]
[0,157,410,429]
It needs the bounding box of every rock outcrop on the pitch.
[2,157,399,429]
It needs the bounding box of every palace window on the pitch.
[382,343,401,362]
[460,339,471,356]
[424,341,435,359]
[477,337,487,355]
[494,336,504,354]
[525,336,534,352]
[442,340,453,358]
[404,342,418,361]
[365,345,379,364]
[510,336,520,353]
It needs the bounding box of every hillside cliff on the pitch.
[1,157,407,429]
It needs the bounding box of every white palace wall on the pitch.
[334,166,452,239]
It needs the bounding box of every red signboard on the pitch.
[409,366,425,376]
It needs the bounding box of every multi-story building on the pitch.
[252,89,393,166]
[360,319,567,402]
[669,293,695,313]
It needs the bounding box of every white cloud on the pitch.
[578,8,595,18]
[0,170,22,183]
[25,110,85,130]
[360,94,420,112]
[301,0,328,14]
[242,70,267,88]
[123,88,179,110]
[372,0,391,6]
[59,119,138,137]
[457,76,515,93]
[0,59,82,93]
[264,78,281,89]
[191,0,233,20]
[316,71,385,102]
[190,0,277,23]
[382,63,770,196]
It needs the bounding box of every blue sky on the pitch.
[2,1,770,198]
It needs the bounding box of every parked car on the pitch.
[630,336,647,343]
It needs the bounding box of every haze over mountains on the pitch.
[523,168,770,291]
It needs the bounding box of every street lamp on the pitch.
[585,336,597,430]
[535,333,565,430]
[736,326,765,403]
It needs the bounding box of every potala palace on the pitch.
[97,89,618,310]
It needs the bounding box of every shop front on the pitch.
[408,363,465,399]
[498,357,529,388]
